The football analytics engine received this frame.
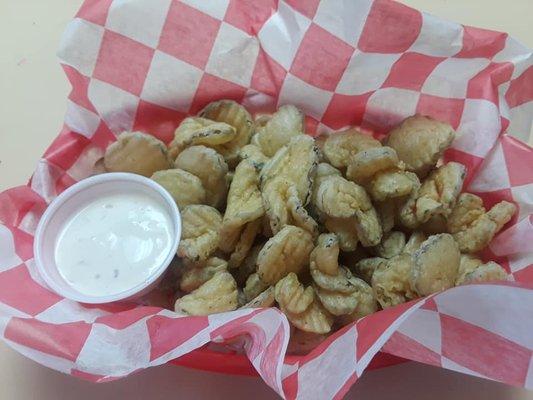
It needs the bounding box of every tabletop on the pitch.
[0,0,531,399]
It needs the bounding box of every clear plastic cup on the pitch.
[33,172,181,304]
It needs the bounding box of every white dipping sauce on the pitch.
[54,193,173,297]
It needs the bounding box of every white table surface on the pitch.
[0,0,531,398]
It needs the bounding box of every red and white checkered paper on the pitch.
[1,0,532,398]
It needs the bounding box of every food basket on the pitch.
[0,1,531,398]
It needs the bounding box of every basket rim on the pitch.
[169,346,407,376]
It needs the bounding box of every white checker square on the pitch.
[106,0,171,48]
[141,50,203,111]
[205,22,260,87]
[88,78,140,134]
[336,50,401,95]
[58,18,104,77]
[398,309,442,355]
[421,57,490,99]
[316,122,334,136]
[511,184,533,220]
[504,250,533,276]
[454,98,502,157]
[498,81,511,119]
[77,321,150,376]
[0,225,22,273]
[363,88,420,130]
[490,227,532,260]
[408,12,463,57]
[67,145,104,182]
[18,203,46,235]
[506,101,533,144]
[258,1,312,70]
[241,89,277,113]
[0,302,30,321]
[207,308,254,330]
[510,59,531,81]
[441,356,488,380]
[493,36,532,77]
[179,0,229,20]
[435,284,533,349]
[24,259,50,289]
[247,309,286,346]
[467,142,510,192]
[64,100,101,138]
[296,326,357,400]
[313,0,372,46]
[278,73,333,119]
[30,160,62,203]
[525,355,533,389]
[36,299,106,324]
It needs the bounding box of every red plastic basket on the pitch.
[170,347,406,376]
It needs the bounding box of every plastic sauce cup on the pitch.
[33,172,181,304]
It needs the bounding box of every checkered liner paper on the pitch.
[0,0,532,398]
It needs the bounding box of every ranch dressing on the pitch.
[54,193,173,297]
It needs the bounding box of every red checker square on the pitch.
[358,0,422,53]
[501,135,533,187]
[43,129,91,171]
[91,121,116,151]
[285,0,320,19]
[76,0,113,26]
[500,116,510,134]
[260,326,286,386]
[159,2,221,70]
[441,314,530,386]
[421,297,439,312]
[96,306,161,330]
[55,172,77,194]
[93,30,154,96]
[147,315,209,361]
[8,226,34,262]
[0,265,61,316]
[290,23,354,91]
[470,188,514,213]
[382,53,445,91]
[224,0,277,35]
[321,92,373,130]
[62,65,97,113]
[0,187,46,228]
[55,172,77,195]
[190,73,247,114]
[133,100,186,144]
[356,300,415,357]
[251,48,287,97]
[305,115,319,136]
[4,317,91,362]
[513,264,533,284]
[337,373,358,400]
[505,65,533,108]
[416,94,465,130]
[282,371,298,400]
[466,62,514,104]
[385,332,442,366]
[456,26,507,59]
